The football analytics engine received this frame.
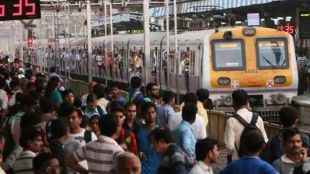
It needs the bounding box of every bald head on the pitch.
[114,152,141,174]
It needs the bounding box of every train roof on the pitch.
[71,26,291,47]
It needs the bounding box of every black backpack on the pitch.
[233,113,259,158]
[84,129,92,143]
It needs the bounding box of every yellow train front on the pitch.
[203,27,298,117]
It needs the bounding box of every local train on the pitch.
[29,26,299,116]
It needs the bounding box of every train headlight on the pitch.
[219,95,233,106]
[274,76,286,84]
[271,93,287,105]
[223,96,233,106]
[217,77,230,85]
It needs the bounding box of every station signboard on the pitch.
[0,0,41,21]
[247,13,260,26]
[299,11,310,39]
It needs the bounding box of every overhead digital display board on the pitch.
[299,11,310,39]
[0,0,41,21]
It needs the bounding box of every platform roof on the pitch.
[150,0,283,17]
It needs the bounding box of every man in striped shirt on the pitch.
[66,115,124,174]
[13,127,43,174]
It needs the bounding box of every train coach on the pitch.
[63,26,299,116]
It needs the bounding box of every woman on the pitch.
[44,76,62,109]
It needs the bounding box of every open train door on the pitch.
[177,47,200,93]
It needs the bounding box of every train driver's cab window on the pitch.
[256,39,288,69]
[212,40,245,70]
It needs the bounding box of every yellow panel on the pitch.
[209,27,293,88]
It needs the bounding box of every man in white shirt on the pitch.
[66,115,124,173]
[189,138,219,174]
[63,106,97,173]
[169,92,207,139]
[169,112,206,140]
[224,89,268,160]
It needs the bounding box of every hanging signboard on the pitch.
[247,13,260,26]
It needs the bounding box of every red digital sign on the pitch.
[278,24,295,34]
[0,0,40,21]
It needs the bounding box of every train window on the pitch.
[211,40,245,70]
[128,49,143,79]
[180,50,190,75]
[256,38,288,69]
[115,47,126,79]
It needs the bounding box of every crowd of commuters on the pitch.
[0,59,308,174]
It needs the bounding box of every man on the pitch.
[273,128,310,174]
[136,102,161,174]
[80,81,97,107]
[261,106,310,163]
[114,152,141,174]
[66,115,124,173]
[150,128,189,174]
[196,88,210,126]
[48,118,71,174]
[8,78,22,107]
[146,82,161,104]
[81,94,106,119]
[220,127,277,174]
[33,153,62,174]
[2,95,39,172]
[93,83,109,109]
[173,102,197,159]
[129,77,144,104]
[123,102,140,135]
[108,83,127,107]
[13,127,43,174]
[224,89,268,160]
[169,93,206,140]
[111,107,138,154]
[189,138,219,174]
[158,91,175,128]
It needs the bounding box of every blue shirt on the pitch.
[172,120,196,158]
[136,125,161,174]
[157,104,175,128]
[129,89,144,103]
[82,106,107,119]
[220,156,278,174]
[110,96,127,106]
[118,96,127,106]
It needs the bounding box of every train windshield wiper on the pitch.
[263,56,277,68]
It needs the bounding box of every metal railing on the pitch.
[207,110,310,146]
